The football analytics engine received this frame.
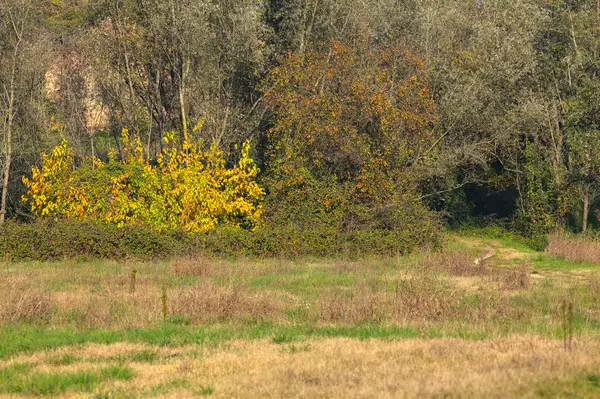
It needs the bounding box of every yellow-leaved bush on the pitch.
[22,128,264,232]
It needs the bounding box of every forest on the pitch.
[2,0,600,253]
[4,2,600,397]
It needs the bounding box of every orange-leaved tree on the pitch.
[263,41,438,211]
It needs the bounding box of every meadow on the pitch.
[1,233,600,397]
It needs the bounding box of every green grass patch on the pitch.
[4,314,600,361]
[0,362,134,395]
[530,374,600,397]
[451,226,539,253]
[0,323,420,359]
[530,253,597,271]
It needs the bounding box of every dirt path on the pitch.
[452,235,594,282]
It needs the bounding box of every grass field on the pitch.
[1,233,600,397]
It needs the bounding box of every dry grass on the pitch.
[0,247,596,335]
[0,288,52,323]
[0,250,576,329]
[547,233,600,264]
[1,241,600,397]
[171,283,284,323]
[590,278,600,304]
[393,273,461,321]
[424,250,488,277]
[501,268,531,290]
[170,256,213,277]
[4,337,600,398]
[196,337,600,398]
[315,263,532,324]
[316,286,387,323]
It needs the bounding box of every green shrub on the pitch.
[0,220,191,261]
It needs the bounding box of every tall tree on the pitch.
[0,0,49,222]
[86,0,268,157]
[529,0,600,231]
[264,41,438,211]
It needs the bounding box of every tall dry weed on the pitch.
[171,283,282,322]
[500,268,531,290]
[317,285,386,323]
[393,273,458,321]
[547,233,600,264]
[0,288,53,323]
[171,256,212,277]
[590,278,600,305]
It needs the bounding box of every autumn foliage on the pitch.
[18,40,441,254]
[22,128,264,232]
[264,41,438,207]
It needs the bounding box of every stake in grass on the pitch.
[162,285,168,322]
[130,269,137,294]
[561,297,574,352]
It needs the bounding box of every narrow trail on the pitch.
[473,248,496,265]
[453,236,595,283]
[470,243,545,279]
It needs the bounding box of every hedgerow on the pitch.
[0,217,440,261]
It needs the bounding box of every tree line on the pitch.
[2,0,600,243]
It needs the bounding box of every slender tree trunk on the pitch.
[216,106,230,146]
[169,0,188,144]
[146,109,152,159]
[154,69,164,152]
[179,59,188,140]
[1,82,14,224]
[551,101,563,189]
[179,63,188,167]
[1,21,21,224]
[582,192,590,233]
[548,100,568,227]
[592,0,600,58]
[90,132,95,169]
[113,2,137,132]
[124,51,135,103]
[298,0,319,57]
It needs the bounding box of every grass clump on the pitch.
[149,378,191,395]
[0,288,52,324]
[197,384,215,396]
[128,350,158,363]
[46,354,80,366]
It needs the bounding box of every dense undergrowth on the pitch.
[0,217,441,261]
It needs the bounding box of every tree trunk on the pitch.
[551,101,563,190]
[1,84,14,224]
[169,0,188,144]
[179,60,188,140]
[582,192,590,233]
[90,132,95,169]
[1,28,21,224]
